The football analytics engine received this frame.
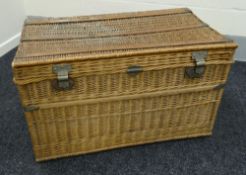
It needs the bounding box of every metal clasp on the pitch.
[185,51,208,78]
[127,65,143,75]
[52,64,74,90]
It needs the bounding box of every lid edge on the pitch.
[12,41,237,68]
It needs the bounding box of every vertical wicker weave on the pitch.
[12,8,237,161]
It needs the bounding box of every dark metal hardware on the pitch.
[52,64,74,90]
[213,83,226,90]
[185,51,208,78]
[127,65,143,75]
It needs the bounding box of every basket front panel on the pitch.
[24,88,222,160]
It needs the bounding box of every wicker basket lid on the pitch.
[13,8,236,67]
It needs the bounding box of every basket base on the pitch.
[35,131,212,162]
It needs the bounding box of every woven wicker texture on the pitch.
[13,8,235,66]
[26,87,223,161]
[12,8,237,161]
[17,63,231,105]
[14,48,234,106]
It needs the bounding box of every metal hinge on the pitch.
[52,64,74,90]
[23,105,39,112]
[185,51,208,78]
[213,83,226,90]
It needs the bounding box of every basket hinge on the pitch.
[185,51,208,78]
[52,64,73,90]
[23,105,39,112]
[213,83,226,90]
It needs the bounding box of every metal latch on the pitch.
[127,65,143,75]
[52,64,74,90]
[185,51,208,78]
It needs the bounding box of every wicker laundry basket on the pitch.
[12,8,237,161]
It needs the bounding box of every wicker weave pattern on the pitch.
[25,88,222,161]
[13,49,234,81]
[14,48,234,106]
[25,8,191,24]
[22,13,202,41]
[12,8,237,161]
[13,8,233,65]
[17,63,230,105]
[16,27,227,58]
